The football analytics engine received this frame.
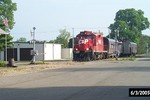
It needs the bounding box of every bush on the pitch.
[0,61,7,67]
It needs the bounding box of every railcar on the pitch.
[103,37,123,58]
[122,41,137,56]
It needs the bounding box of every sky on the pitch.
[11,0,150,41]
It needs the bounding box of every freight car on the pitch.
[122,40,137,56]
[73,31,137,61]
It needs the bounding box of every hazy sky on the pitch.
[11,0,150,41]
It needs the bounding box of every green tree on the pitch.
[49,40,55,43]
[0,0,17,51]
[49,29,70,48]
[138,35,150,54]
[68,37,76,48]
[16,37,27,42]
[0,34,13,51]
[109,8,149,43]
[0,0,17,30]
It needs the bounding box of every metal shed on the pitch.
[61,48,73,59]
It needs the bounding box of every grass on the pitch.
[0,61,83,77]
[118,53,150,61]
[0,61,7,67]
[118,57,136,61]
[104,56,136,61]
[30,61,48,65]
[135,54,145,58]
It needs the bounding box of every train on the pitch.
[73,31,137,61]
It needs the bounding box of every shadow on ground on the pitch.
[136,55,150,61]
[138,58,150,61]
[0,86,150,100]
[51,66,150,73]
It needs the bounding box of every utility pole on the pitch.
[31,27,36,64]
[72,28,74,49]
[2,12,8,66]
[108,28,111,38]
[3,18,8,66]
[72,28,74,60]
[5,33,7,64]
[147,43,149,55]
[115,29,119,60]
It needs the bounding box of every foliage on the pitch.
[0,0,17,51]
[109,8,149,42]
[49,29,70,48]
[0,61,6,67]
[137,34,150,54]
[49,40,55,43]
[118,57,135,61]
[68,38,76,48]
[16,37,27,42]
[0,0,17,30]
[0,34,13,51]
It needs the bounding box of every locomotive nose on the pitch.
[78,39,90,51]
[78,39,89,45]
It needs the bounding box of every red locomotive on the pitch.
[73,31,107,61]
[73,31,137,61]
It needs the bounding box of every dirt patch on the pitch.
[0,61,84,77]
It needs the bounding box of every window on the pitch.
[80,35,93,39]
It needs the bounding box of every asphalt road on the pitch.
[0,56,150,100]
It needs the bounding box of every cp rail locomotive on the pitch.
[73,31,137,61]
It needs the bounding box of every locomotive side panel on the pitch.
[103,37,109,51]
[93,34,104,52]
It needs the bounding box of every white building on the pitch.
[0,42,62,61]
[61,48,73,59]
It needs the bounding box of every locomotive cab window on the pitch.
[80,35,92,39]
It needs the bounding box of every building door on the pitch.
[20,48,33,61]
[4,48,17,61]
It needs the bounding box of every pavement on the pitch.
[136,55,150,61]
[0,56,150,100]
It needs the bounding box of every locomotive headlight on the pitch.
[75,48,78,51]
[86,48,89,51]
